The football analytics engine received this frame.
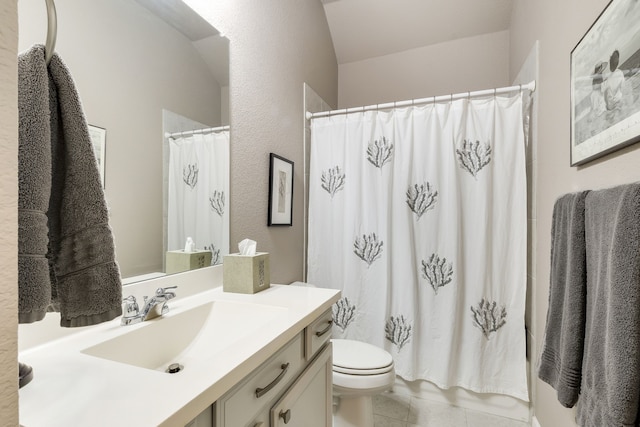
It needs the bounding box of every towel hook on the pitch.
[45,0,57,65]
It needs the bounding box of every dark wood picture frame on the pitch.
[268,153,294,226]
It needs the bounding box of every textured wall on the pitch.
[338,30,510,108]
[186,0,339,285]
[509,1,640,426]
[0,1,19,424]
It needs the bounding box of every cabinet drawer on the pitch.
[271,342,333,427]
[305,309,333,360]
[219,333,304,427]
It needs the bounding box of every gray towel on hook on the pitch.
[18,45,122,327]
[538,191,588,408]
[18,45,52,323]
[576,183,640,427]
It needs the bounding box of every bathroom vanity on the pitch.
[211,308,334,427]
[18,280,339,426]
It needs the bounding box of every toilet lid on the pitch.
[332,339,394,374]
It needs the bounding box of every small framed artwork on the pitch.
[268,153,294,226]
[88,124,106,188]
[570,0,640,166]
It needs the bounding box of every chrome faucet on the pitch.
[121,286,178,326]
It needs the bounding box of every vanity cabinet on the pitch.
[270,343,332,427]
[19,282,341,427]
[209,309,333,427]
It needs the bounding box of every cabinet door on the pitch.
[270,343,332,427]
[216,333,305,427]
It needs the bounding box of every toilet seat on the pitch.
[332,339,394,376]
[331,339,396,426]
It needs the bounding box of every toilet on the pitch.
[288,282,395,426]
[332,338,395,427]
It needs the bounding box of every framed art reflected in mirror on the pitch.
[88,125,106,188]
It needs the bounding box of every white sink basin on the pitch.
[81,300,287,372]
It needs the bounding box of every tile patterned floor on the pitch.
[372,391,531,427]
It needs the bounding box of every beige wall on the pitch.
[187,0,339,285]
[510,0,640,426]
[0,1,18,424]
[338,30,510,108]
[18,0,222,278]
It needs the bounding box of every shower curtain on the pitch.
[167,129,229,265]
[307,93,528,401]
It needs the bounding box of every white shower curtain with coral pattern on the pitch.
[307,93,528,401]
[168,130,229,265]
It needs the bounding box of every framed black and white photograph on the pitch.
[570,0,640,166]
[268,153,294,226]
[88,124,106,188]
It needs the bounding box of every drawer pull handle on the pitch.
[255,363,289,398]
[279,409,291,424]
[315,320,333,337]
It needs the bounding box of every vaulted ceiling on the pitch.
[321,0,514,64]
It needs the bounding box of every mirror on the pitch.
[18,0,230,284]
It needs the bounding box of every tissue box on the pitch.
[223,252,270,294]
[165,250,212,274]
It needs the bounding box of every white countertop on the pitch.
[19,284,340,426]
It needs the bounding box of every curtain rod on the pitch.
[164,125,230,139]
[306,80,536,120]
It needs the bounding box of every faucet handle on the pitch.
[156,286,177,298]
[122,295,139,317]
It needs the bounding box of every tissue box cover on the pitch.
[223,252,270,294]
[166,250,212,274]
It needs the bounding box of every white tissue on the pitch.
[238,238,257,256]
[184,237,195,253]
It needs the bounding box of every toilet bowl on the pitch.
[332,339,395,427]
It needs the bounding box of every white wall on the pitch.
[509,1,640,426]
[338,30,510,108]
[0,1,18,424]
[18,0,222,278]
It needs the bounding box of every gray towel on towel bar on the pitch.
[18,45,122,327]
[538,191,588,408]
[576,183,640,427]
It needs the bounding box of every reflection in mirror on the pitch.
[162,114,230,272]
[18,0,230,284]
